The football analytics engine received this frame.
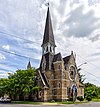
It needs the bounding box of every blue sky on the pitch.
[0,0,100,86]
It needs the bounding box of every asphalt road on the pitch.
[0,102,100,107]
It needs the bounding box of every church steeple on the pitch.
[41,7,56,55]
[27,60,32,69]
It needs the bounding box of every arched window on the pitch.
[52,85,54,88]
[66,87,70,97]
[52,89,54,95]
[71,71,73,75]
[58,64,61,70]
[63,73,66,79]
[58,82,61,88]
[46,46,48,52]
[50,46,52,52]
[42,62,46,71]
[39,91,42,97]
[64,64,67,70]
[51,74,54,79]
[80,88,83,94]
[53,47,55,52]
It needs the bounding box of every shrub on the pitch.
[67,97,73,101]
[50,100,55,102]
[77,96,84,101]
[86,96,92,101]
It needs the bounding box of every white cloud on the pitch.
[0,71,7,78]
[0,0,100,86]
[2,45,10,51]
[48,0,100,86]
[0,53,6,60]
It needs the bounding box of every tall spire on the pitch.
[27,60,32,69]
[41,7,56,47]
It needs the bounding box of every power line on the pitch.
[0,31,100,78]
[1,30,100,71]
[0,49,39,61]
[0,62,20,68]
[82,68,100,80]
[1,49,100,80]
[0,30,100,70]
[0,31,41,45]
[77,53,100,70]
[0,50,100,82]
[0,68,14,72]
[56,40,100,70]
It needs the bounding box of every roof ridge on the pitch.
[53,52,62,62]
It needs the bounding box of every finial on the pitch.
[45,2,49,7]
[71,51,73,55]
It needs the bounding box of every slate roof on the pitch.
[63,55,71,64]
[40,52,54,70]
[39,53,71,87]
[53,53,62,62]
[41,72,49,87]
[41,7,56,47]
[39,7,72,88]
[38,70,49,88]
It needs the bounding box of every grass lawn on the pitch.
[58,100,88,104]
[12,101,42,105]
[12,100,88,105]
[92,98,100,102]
[11,99,100,105]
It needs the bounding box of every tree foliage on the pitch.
[77,96,84,101]
[0,78,9,97]
[77,68,85,84]
[84,82,99,101]
[0,68,39,101]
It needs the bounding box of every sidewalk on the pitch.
[42,102,59,105]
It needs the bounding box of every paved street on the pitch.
[0,102,100,107]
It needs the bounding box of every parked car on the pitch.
[4,97,11,103]
[0,97,11,103]
[0,97,3,102]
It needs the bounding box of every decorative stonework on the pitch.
[36,7,84,102]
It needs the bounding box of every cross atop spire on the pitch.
[45,2,49,7]
[41,7,56,47]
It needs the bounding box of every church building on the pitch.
[36,7,84,101]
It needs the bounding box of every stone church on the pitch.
[36,7,84,101]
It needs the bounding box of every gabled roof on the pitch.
[38,70,49,88]
[53,53,62,62]
[41,7,56,47]
[63,55,71,64]
[41,72,49,87]
[40,52,54,70]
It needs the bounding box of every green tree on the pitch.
[96,86,100,98]
[84,83,98,101]
[77,68,85,84]
[7,68,39,101]
[0,78,9,97]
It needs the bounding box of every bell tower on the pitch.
[41,7,56,55]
